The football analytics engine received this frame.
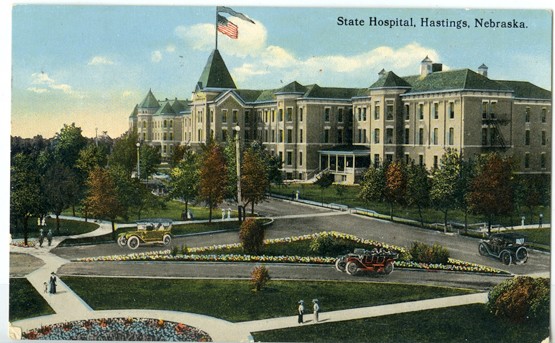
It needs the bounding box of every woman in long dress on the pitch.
[49,273,57,294]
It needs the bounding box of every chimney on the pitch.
[420,56,433,77]
[378,68,387,77]
[432,63,443,72]
[478,63,488,77]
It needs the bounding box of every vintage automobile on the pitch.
[478,232,528,265]
[117,218,173,250]
[335,248,398,275]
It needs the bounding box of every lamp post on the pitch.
[234,126,243,222]
[136,142,141,180]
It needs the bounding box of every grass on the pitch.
[273,184,551,228]
[10,218,98,239]
[253,303,550,343]
[61,277,473,322]
[9,278,55,321]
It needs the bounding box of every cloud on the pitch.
[28,72,84,98]
[151,50,163,63]
[175,19,267,57]
[31,72,55,85]
[122,90,134,97]
[88,56,114,65]
[27,87,48,93]
[166,44,176,52]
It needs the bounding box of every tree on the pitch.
[455,157,475,232]
[43,162,79,234]
[314,171,334,204]
[76,143,108,177]
[249,141,283,189]
[359,166,386,205]
[169,144,187,168]
[223,137,238,201]
[467,153,515,234]
[52,123,87,170]
[384,161,407,220]
[168,147,200,215]
[430,149,461,229]
[241,147,270,214]
[239,218,265,254]
[198,144,228,222]
[138,144,161,181]
[405,162,430,227]
[250,265,271,292]
[514,174,550,225]
[108,131,139,176]
[84,166,123,240]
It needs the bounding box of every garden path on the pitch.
[10,213,490,342]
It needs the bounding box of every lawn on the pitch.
[9,278,55,321]
[253,303,549,343]
[10,218,98,239]
[273,184,550,229]
[61,277,473,322]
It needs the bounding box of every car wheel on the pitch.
[346,261,359,276]
[335,258,346,272]
[515,247,528,264]
[500,250,512,265]
[127,236,140,250]
[117,236,127,247]
[163,234,171,246]
[383,261,394,275]
[478,243,488,256]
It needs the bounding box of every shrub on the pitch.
[170,245,179,256]
[239,218,265,254]
[409,241,449,264]
[309,235,335,255]
[180,243,188,255]
[250,265,271,292]
[488,276,550,323]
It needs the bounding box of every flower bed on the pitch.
[21,317,212,341]
[75,231,506,274]
[10,240,36,248]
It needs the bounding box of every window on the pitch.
[222,110,228,123]
[362,129,367,143]
[374,154,380,168]
[357,108,362,121]
[271,129,275,142]
[541,153,546,169]
[245,131,250,141]
[419,155,424,167]
[299,108,303,122]
[385,128,394,144]
[374,103,380,120]
[143,121,147,128]
[433,156,439,169]
[271,110,275,122]
[541,108,547,123]
[386,154,393,164]
[245,110,250,123]
[362,107,367,121]
[337,129,343,144]
[357,129,362,143]
[264,110,268,123]
[404,128,410,144]
[324,108,330,122]
[418,128,424,145]
[524,153,530,169]
[169,132,173,140]
[448,127,454,145]
[232,110,238,123]
[482,102,488,119]
[278,151,283,163]
[299,151,303,166]
[324,129,330,143]
[405,154,410,165]
[338,108,344,123]
[169,120,173,128]
[449,102,455,119]
[287,129,293,143]
[163,120,167,128]
[542,131,546,145]
[374,128,380,144]
[525,107,530,122]
[278,109,283,121]
[279,129,284,143]
[482,128,488,145]
[286,151,293,166]
[386,102,394,120]
[286,108,293,122]
[198,129,202,141]
[299,129,303,143]
[490,102,497,118]
[525,130,530,145]
[222,129,227,141]
[433,103,439,119]
[418,104,424,120]
[433,128,438,145]
[404,104,410,121]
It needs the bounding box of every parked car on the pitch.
[478,232,528,265]
[118,218,173,250]
[335,248,398,275]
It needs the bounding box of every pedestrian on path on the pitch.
[49,272,57,294]
[297,300,304,324]
[38,229,45,247]
[312,299,320,322]
[539,213,543,228]
[46,229,53,246]
[43,282,48,294]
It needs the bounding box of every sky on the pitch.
[7,3,553,139]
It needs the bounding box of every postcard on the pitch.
[5,3,552,343]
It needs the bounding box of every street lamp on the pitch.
[234,126,243,222]
[136,142,141,180]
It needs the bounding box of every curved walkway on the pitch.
[10,216,490,342]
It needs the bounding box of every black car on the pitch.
[479,232,528,265]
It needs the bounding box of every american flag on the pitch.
[217,14,238,39]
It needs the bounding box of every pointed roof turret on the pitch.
[370,71,411,89]
[197,49,236,90]
[129,104,138,118]
[139,89,160,109]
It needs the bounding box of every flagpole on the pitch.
[215,7,218,50]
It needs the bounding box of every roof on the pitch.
[369,71,412,89]
[197,49,236,90]
[129,104,138,118]
[155,102,176,116]
[402,69,512,94]
[139,89,160,109]
[496,80,551,100]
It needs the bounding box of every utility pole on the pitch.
[235,126,243,222]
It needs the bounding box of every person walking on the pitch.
[38,229,45,247]
[43,282,48,294]
[49,272,57,294]
[312,299,320,322]
[46,229,53,246]
[297,300,304,324]
[539,213,543,228]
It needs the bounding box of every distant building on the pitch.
[129,51,551,183]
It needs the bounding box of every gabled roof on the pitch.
[403,69,512,94]
[155,102,176,116]
[369,71,411,89]
[197,49,236,90]
[496,80,551,100]
[170,98,189,113]
[303,84,362,99]
[139,89,160,109]
[275,81,307,94]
